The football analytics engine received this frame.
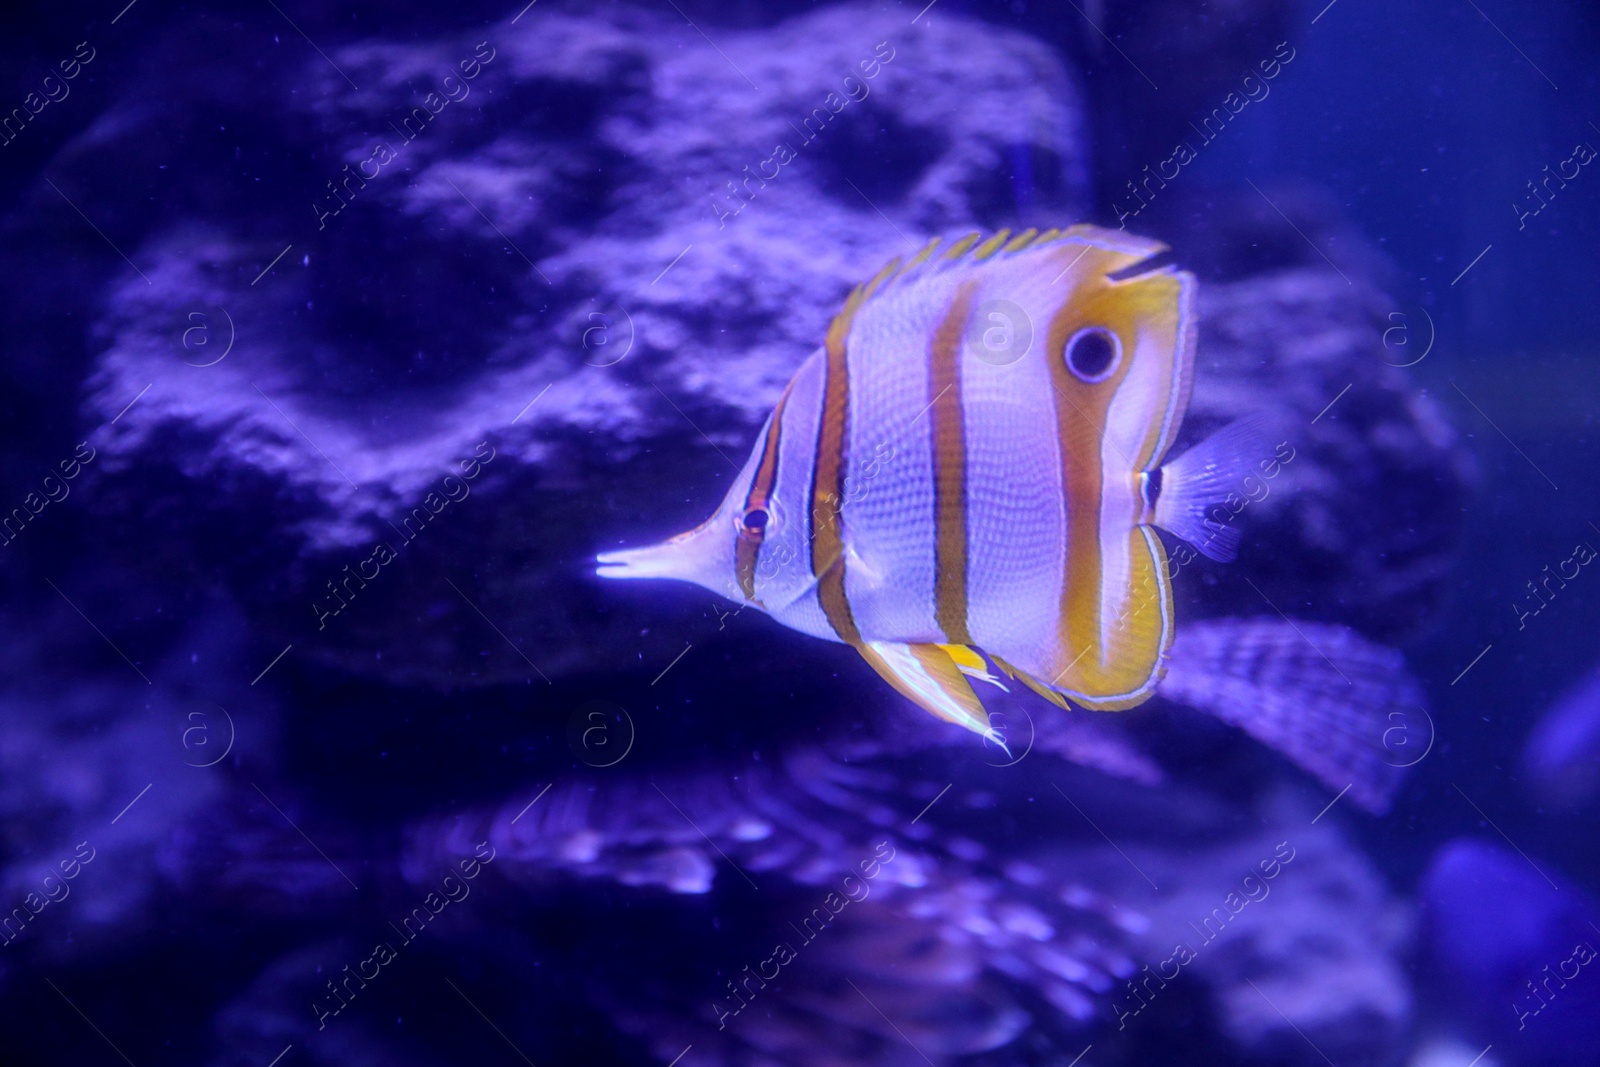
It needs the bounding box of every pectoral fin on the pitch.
[859,641,1003,746]
[937,643,1009,691]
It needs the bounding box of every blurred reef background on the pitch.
[0,1,1598,1065]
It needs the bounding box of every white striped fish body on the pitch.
[600,225,1249,743]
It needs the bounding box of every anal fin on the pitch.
[938,644,1009,691]
[990,655,1072,710]
[860,641,1003,746]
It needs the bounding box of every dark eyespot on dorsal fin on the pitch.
[1107,249,1177,283]
[844,225,1168,315]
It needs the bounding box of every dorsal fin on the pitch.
[829,225,1160,333]
[991,654,1073,710]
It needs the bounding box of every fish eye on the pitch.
[739,507,770,536]
[1065,327,1121,382]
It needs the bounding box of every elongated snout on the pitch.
[595,512,735,597]
[596,536,697,581]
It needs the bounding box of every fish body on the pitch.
[600,225,1259,742]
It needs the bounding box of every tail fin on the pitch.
[1157,617,1428,814]
[1150,416,1276,562]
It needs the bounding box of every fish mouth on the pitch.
[595,538,691,580]
[597,513,728,586]
[595,545,652,579]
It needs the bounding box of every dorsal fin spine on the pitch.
[942,232,983,261]
[843,225,1140,319]
[1002,228,1040,253]
[970,230,1013,261]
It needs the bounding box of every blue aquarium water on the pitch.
[0,1,1596,1065]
